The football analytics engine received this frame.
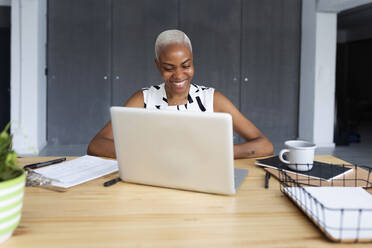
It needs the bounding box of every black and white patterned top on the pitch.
[142,83,214,112]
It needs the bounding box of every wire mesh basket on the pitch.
[279,164,372,243]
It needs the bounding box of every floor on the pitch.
[38,123,372,168]
[320,120,372,167]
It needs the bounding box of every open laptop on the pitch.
[110,107,247,195]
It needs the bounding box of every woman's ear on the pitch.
[154,58,161,71]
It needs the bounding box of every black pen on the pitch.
[264,172,271,189]
[23,157,66,170]
[104,177,121,187]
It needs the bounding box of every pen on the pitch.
[104,177,121,187]
[264,172,271,189]
[23,157,66,170]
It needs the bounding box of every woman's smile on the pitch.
[171,80,187,89]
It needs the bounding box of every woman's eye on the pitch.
[164,68,173,72]
[183,65,190,69]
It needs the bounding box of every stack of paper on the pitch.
[285,186,372,241]
[34,155,118,188]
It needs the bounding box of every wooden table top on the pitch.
[3,156,370,247]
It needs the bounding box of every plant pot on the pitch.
[0,170,26,243]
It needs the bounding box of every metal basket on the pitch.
[278,164,372,243]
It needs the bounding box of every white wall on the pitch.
[299,2,339,148]
[318,0,372,12]
[0,0,10,6]
[11,0,47,154]
[299,0,317,143]
[299,1,337,147]
[313,13,337,146]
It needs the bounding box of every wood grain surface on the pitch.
[3,156,370,247]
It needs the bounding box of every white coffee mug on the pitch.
[279,140,316,171]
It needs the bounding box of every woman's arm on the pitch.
[213,90,274,159]
[86,90,144,158]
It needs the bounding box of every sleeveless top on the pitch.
[142,83,215,112]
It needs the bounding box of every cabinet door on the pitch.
[179,0,241,108]
[47,0,111,145]
[112,0,178,106]
[240,0,301,143]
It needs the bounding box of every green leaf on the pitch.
[0,123,21,182]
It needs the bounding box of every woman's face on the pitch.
[156,43,194,96]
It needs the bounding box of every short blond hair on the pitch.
[155,29,192,60]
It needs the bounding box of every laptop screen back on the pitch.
[110,107,236,195]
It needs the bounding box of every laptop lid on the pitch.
[110,106,236,195]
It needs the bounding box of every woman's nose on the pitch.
[171,68,183,80]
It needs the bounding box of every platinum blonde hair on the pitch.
[155,29,192,60]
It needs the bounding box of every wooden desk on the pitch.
[3,156,369,247]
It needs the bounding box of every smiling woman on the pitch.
[87,29,274,159]
[155,42,194,104]
[145,39,213,112]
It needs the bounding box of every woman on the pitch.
[87,30,273,159]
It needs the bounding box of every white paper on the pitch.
[34,155,118,188]
[285,187,372,240]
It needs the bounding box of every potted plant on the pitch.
[0,123,26,243]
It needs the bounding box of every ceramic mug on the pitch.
[279,140,316,171]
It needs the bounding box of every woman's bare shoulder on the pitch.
[124,90,144,108]
[213,90,236,113]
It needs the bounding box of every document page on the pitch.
[285,187,372,240]
[34,155,118,188]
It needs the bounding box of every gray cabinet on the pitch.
[47,0,111,145]
[179,0,241,108]
[241,0,301,143]
[112,0,178,106]
[47,0,301,145]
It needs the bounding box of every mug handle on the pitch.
[279,149,290,164]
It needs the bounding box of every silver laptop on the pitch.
[110,107,247,195]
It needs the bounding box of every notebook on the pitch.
[256,156,352,181]
[110,106,247,195]
[284,186,372,241]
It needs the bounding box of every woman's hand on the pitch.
[213,90,274,159]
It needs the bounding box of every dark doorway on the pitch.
[0,7,10,131]
[335,4,372,145]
